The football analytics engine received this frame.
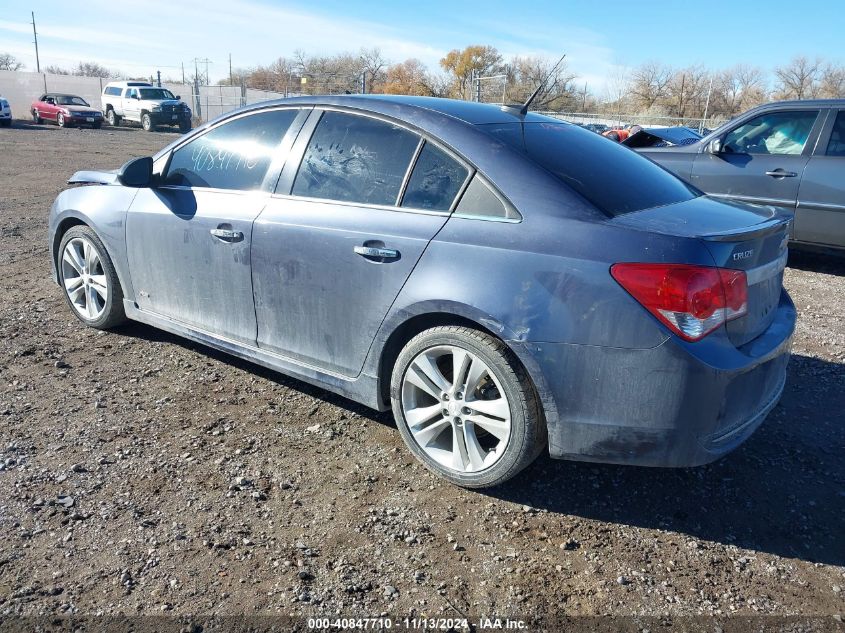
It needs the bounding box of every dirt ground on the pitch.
[0,121,843,629]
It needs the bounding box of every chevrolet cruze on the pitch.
[49,95,796,487]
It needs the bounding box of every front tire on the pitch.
[92,122,102,129]
[141,113,153,131]
[390,326,546,488]
[58,226,126,330]
[32,110,43,124]
[57,113,66,128]
[178,120,192,133]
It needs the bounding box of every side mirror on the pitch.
[175,95,181,100]
[117,156,153,188]
[707,138,723,154]
[134,94,141,100]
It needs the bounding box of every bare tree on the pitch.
[359,47,387,90]
[667,65,710,117]
[506,55,578,110]
[44,65,70,75]
[629,61,673,110]
[73,61,115,78]
[774,56,822,99]
[0,53,23,71]
[819,63,845,98]
[716,64,766,115]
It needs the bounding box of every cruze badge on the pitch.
[733,249,754,261]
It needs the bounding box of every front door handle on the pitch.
[765,169,798,178]
[354,245,399,259]
[210,228,244,242]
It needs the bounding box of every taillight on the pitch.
[611,263,748,342]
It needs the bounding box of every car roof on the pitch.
[747,98,845,110]
[105,81,153,88]
[237,94,566,126]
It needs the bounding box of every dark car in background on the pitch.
[623,126,702,148]
[48,96,795,487]
[31,94,103,129]
[639,99,845,252]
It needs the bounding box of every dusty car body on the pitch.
[31,94,103,128]
[638,99,845,252]
[48,95,796,486]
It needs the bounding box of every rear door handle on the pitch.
[354,245,399,259]
[765,169,798,178]
[210,228,244,242]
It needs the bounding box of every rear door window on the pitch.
[825,111,845,156]
[400,142,469,212]
[164,109,298,191]
[291,111,420,206]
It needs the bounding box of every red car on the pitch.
[31,93,103,129]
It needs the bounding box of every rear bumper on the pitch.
[522,290,796,467]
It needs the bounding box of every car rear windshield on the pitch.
[479,121,700,216]
[139,88,176,100]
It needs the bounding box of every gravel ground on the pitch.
[0,122,843,627]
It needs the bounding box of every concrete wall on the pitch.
[2,70,317,124]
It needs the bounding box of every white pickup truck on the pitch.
[101,81,192,132]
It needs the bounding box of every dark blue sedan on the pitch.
[49,95,795,487]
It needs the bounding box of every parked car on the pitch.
[580,122,609,134]
[639,99,845,252]
[101,81,191,132]
[31,94,103,129]
[0,96,12,127]
[622,126,702,148]
[49,96,795,487]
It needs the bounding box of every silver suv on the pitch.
[102,81,191,132]
[639,99,845,253]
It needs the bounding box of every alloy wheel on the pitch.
[401,345,512,473]
[61,237,108,320]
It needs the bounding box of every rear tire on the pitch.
[390,326,546,488]
[107,109,120,126]
[0,119,10,128]
[58,226,126,330]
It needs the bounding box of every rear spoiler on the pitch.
[67,170,119,185]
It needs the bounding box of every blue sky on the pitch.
[0,0,838,93]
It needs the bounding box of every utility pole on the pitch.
[228,53,233,85]
[360,70,366,94]
[156,70,161,87]
[31,12,40,73]
[193,58,212,85]
[582,82,588,110]
[678,73,686,118]
[181,62,185,84]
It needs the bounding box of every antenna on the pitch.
[519,53,566,115]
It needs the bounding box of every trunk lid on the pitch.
[613,195,791,347]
